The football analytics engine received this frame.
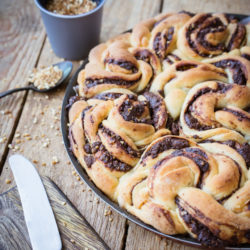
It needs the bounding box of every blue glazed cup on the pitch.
[34,0,106,60]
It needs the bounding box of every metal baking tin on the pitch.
[61,13,250,249]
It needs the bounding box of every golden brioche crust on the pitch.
[68,11,250,247]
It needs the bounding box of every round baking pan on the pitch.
[61,13,250,249]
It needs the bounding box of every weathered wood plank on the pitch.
[125,222,198,250]
[0,177,108,250]
[0,1,162,249]
[162,0,250,14]
[0,0,46,170]
[101,0,163,41]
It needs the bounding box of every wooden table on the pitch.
[0,0,249,249]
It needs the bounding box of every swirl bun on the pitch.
[180,81,250,140]
[78,40,153,98]
[177,13,248,60]
[116,135,250,246]
[68,92,170,198]
[68,11,250,247]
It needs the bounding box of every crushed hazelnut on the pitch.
[46,0,97,16]
[52,156,59,165]
[28,65,62,90]
[5,179,11,184]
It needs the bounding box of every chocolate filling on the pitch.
[241,53,250,61]
[119,98,152,124]
[213,59,247,85]
[85,76,141,88]
[84,143,92,154]
[68,126,77,152]
[166,116,180,135]
[143,92,167,129]
[175,197,227,247]
[184,83,232,130]
[164,53,181,65]
[91,141,132,172]
[84,155,94,168]
[104,58,138,73]
[153,27,174,59]
[227,24,246,51]
[81,106,92,125]
[142,136,190,160]
[66,95,85,109]
[176,63,198,71]
[222,107,250,121]
[134,49,158,76]
[201,139,250,169]
[178,10,195,17]
[93,92,123,100]
[100,126,140,158]
[186,14,226,57]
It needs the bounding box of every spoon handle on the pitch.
[0,86,31,99]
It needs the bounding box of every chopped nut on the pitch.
[104,209,112,216]
[109,217,113,222]
[33,117,38,124]
[5,179,11,184]
[70,239,76,244]
[15,133,21,138]
[62,201,66,206]
[42,162,47,166]
[33,160,38,164]
[46,0,97,15]
[42,142,49,148]
[52,156,59,165]
[28,65,62,90]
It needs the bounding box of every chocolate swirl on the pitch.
[181,82,250,137]
[178,13,247,59]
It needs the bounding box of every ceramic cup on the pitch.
[34,0,106,60]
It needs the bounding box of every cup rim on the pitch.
[34,0,106,19]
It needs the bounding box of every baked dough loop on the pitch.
[78,40,155,98]
[116,135,250,246]
[180,81,250,141]
[178,13,249,60]
[68,92,170,199]
[151,60,227,119]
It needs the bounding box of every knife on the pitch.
[9,154,62,250]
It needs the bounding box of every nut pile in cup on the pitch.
[28,65,63,90]
[46,0,97,15]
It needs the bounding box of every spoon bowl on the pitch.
[0,61,73,98]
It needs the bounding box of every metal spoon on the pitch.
[0,61,73,99]
[240,16,250,25]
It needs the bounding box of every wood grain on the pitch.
[0,177,108,250]
[162,0,250,14]
[0,0,46,171]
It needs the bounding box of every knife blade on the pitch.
[9,154,62,250]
